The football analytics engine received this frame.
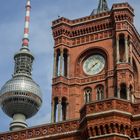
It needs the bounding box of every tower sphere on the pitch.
[0,76,42,119]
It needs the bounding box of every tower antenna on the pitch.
[22,0,31,48]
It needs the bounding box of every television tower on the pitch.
[0,0,42,131]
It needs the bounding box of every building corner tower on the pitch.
[51,0,140,125]
[0,0,42,131]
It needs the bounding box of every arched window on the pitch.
[120,83,127,99]
[53,97,59,122]
[133,59,138,91]
[84,87,92,103]
[56,49,60,76]
[54,48,69,77]
[52,97,68,122]
[63,49,68,77]
[61,97,67,121]
[96,85,104,100]
[119,34,125,62]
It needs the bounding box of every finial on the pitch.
[22,0,31,48]
[97,0,109,13]
[91,0,109,16]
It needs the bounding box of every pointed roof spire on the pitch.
[97,0,109,13]
[22,0,31,48]
[91,0,109,16]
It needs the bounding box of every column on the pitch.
[53,52,57,78]
[103,126,107,134]
[67,54,70,78]
[59,49,63,76]
[87,93,90,103]
[97,126,101,135]
[131,92,135,103]
[58,98,62,122]
[92,127,96,136]
[116,37,120,64]
[117,88,120,98]
[84,93,86,103]
[67,102,69,120]
[51,102,55,123]
[125,36,129,63]
[127,87,130,100]
[130,42,133,65]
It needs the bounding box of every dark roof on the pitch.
[91,0,109,16]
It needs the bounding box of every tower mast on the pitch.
[22,0,31,48]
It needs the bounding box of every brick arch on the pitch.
[76,47,109,66]
[53,96,59,102]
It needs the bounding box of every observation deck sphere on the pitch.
[0,76,42,119]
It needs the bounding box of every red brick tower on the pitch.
[51,0,140,124]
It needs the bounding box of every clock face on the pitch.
[83,54,105,75]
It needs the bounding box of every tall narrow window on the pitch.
[120,83,127,99]
[133,59,138,91]
[62,97,67,121]
[119,34,125,62]
[63,49,68,77]
[84,87,92,103]
[96,85,104,100]
[56,49,60,76]
[53,97,59,122]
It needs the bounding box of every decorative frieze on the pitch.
[53,71,114,86]
[80,98,140,119]
[0,120,79,140]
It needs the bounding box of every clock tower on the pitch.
[51,0,140,124]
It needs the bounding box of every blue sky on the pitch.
[0,0,140,132]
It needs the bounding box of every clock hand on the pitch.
[87,62,98,72]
